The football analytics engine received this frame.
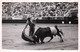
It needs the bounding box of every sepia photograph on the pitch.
[2,2,78,50]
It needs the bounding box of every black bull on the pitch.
[22,26,64,44]
[34,26,64,43]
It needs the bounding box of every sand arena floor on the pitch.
[2,23,78,50]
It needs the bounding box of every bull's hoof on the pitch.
[33,41,36,44]
[60,40,64,42]
[41,42,45,44]
[37,42,39,44]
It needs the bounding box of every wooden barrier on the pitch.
[2,20,78,24]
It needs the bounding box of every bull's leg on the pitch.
[33,35,39,43]
[40,38,44,44]
[48,36,53,42]
[57,33,64,42]
[36,37,39,43]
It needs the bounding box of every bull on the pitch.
[34,25,64,44]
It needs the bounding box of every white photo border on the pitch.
[0,0,79,52]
